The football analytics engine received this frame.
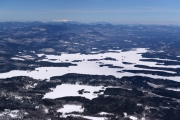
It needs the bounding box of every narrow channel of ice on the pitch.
[82,116,107,120]
[147,82,164,88]
[62,114,107,120]
[11,57,25,61]
[166,88,180,91]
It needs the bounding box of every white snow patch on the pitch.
[24,85,35,89]
[129,116,138,120]
[43,106,49,114]
[137,103,142,106]
[123,112,127,117]
[99,112,113,115]
[35,106,39,109]
[14,95,22,100]
[34,83,38,86]
[0,109,24,118]
[31,51,36,53]
[57,104,84,114]
[37,54,45,57]
[141,117,145,120]
[8,110,19,118]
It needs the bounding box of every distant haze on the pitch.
[0,0,180,24]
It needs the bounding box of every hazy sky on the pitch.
[0,0,180,24]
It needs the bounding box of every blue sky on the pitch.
[0,0,180,24]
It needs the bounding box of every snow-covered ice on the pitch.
[43,84,104,100]
[166,88,180,92]
[1,48,180,82]
[62,114,107,120]
[82,116,107,120]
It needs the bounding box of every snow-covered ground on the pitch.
[0,109,28,118]
[56,105,107,120]
[57,104,84,114]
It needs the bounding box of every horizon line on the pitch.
[0,20,180,25]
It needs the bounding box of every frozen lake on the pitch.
[43,84,104,100]
[0,48,180,82]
